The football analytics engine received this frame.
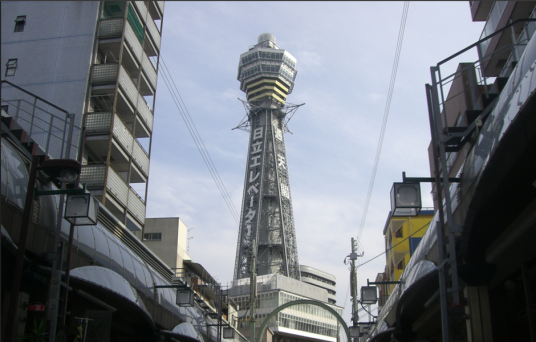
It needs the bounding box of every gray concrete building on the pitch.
[1,1,164,236]
[300,265,337,305]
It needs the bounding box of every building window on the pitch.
[14,16,26,32]
[1,105,8,114]
[143,232,162,240]
[5,59,17,77]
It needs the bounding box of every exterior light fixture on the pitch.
[40,159,81,185]
[349,326,361,338]
[64,193,99,226]
[361,286,378,305]
[176,286,195,307]
[223,327,235,339]
[390,182,421,217]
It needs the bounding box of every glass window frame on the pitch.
[5,59,17,77]
[14,16,26,32]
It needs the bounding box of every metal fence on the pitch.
[1,80,79,160]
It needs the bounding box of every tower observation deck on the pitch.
[233,33,302,281]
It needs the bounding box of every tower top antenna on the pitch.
[258,33,276,44]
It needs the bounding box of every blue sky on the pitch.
[143,1,485,322]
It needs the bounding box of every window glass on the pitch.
[14,16,26,32]
[119,245,137,287]
[5,59,17,77]
[93,226,111,268]
[127,4,144,44]
[106,237,125,277]
[74,226,96,262]
[143,232,162,240]
[102,1,126,19]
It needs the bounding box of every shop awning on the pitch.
[70,266,155,330]
[160,322,205,342]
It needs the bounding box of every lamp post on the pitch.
[4,157,99,342]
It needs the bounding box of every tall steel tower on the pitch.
[233,33,303,281]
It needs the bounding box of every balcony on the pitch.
[80,164,130,216]
[112,113,134,155]
[128,187,146,224]
[92,63,119,84]
[98,18,124,38]
[118,65,139,108]
[136,93,154,134]
[133,1,148,24]
[141,54,157,94]
[125,19,144,64]
[156,1,165,16]
[132,139,149,177]
[148,1,163,20]
[84,112,132,171]
[145,15,161,51]
[133,1,161,48]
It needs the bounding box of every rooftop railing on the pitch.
[1,80,79,160]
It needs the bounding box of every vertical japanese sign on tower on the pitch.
[233,33,304,281]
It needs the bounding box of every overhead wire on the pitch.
[357,220,430,270]
[356,2,410,252]
[157,56,241,225]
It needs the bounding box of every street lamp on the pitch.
[176,286,195,307]
[360,286,378,305]
[64,193,99,226]
[349,326,361,339]
[222,327,235,339]
[4,157,89,342]
[390,182,421,217]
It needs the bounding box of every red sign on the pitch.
[27,304,45,311]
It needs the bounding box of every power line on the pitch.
[157,56,240,225]
[356,2,410,250]
[357,220,430,270]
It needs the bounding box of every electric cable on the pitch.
[159,65,239,225]
[157,56,240,225]
[160,56,241,222]
[356,1,410,251]
[357,220,430,269]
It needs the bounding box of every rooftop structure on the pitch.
[300,265,337,304]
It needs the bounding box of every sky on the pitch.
[142,1,485,324]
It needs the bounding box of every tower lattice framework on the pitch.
[233,33,302,281]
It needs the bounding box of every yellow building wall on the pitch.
[384,214,433,295]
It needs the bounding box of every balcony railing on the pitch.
[80,164,107,187]
[128,187,146,224]
[113,113,134,154]
[156,1,165,15]
[92,63,119,84]
[80,165,128,206]
[132,139,150,176]
[85,112,112,133]
[133,1,149,23]
[107,166,129,206]
[141,54,157,91]
[145,15,161,50]
[99,18,124,38]
[136,94,154,132]
[125,20,143,63]
[118,65,138,108]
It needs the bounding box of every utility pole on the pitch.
[350,238,359,338]
[250,239,257,342]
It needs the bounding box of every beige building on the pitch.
[138,217,191,270]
